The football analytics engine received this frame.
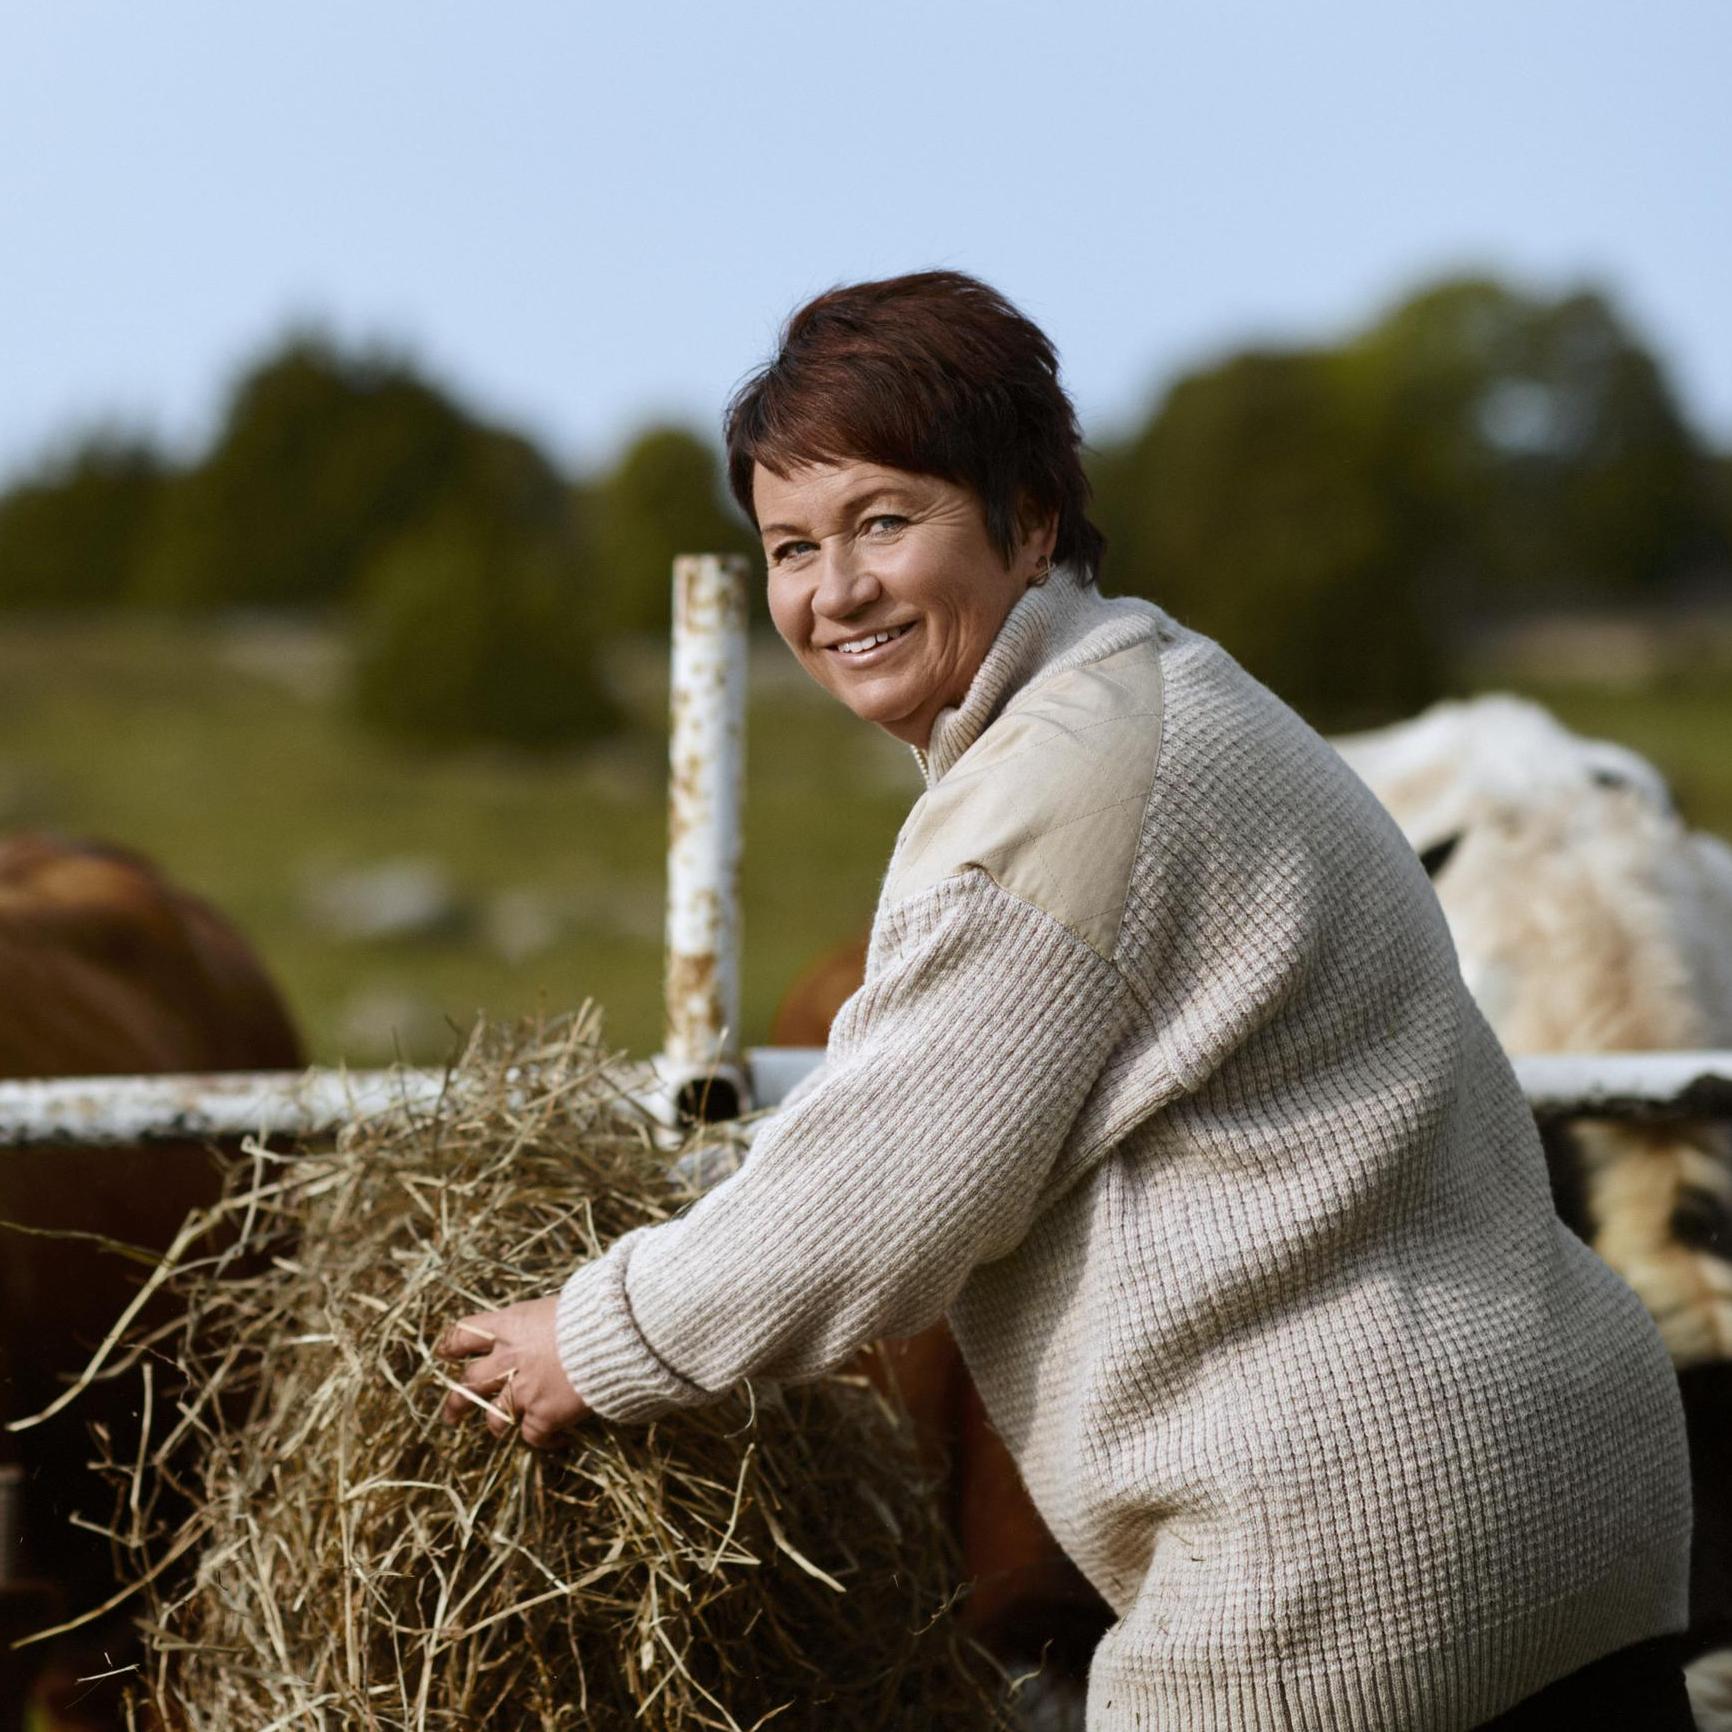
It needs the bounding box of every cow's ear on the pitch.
[1418,832,1464,880]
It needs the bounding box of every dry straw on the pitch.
[67,1010,1013,1730]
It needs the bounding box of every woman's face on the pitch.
[753,460,1055,749]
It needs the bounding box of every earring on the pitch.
[1033,554,1052,584]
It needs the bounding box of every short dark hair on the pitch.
[724,271,1105,583]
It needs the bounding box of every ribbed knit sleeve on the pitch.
[557,869,1137,1422]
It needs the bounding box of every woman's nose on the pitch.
[811,541,882,619]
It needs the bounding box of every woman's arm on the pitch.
[552,868,1138,1423]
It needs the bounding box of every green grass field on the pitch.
[0,619,918,1064]
[2,618,1727,1068]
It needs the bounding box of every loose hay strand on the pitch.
[85,1011,1012,1729]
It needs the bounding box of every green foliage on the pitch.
[1346,277,1726,611]
[1706,454,1732,574]
[587,425,759,637]
[1091,273,1730,728]
[2,275,1724,749]
[349,432,617,750]
[136,332,474,609]
[0,431,166,608]
[1092,350,1440,727]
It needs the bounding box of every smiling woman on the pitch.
[731,271,1093,749]
[439,271,1698,1731]
[753,463,1048,746]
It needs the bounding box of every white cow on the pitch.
[1335,695,1732,1060]
[1334,695,1732,1725]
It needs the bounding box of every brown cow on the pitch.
[0,834,302,1731]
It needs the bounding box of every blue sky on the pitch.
[3,0,1729,484]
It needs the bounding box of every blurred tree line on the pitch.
[1090,277,1730,724]
[0,274,1727,744]
[0,334,754,749]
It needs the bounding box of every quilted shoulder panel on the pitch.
[883,644,1164,960]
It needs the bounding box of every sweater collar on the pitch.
[912,563,1162,788]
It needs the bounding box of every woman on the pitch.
[439,271,1695,1729]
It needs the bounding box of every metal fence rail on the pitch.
[1,1050,1729,1148]
[1511,1051,1732,1122]
[0,1056,699,1148]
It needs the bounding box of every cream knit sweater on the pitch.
[559,566,1692,1730]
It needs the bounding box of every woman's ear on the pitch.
[1019,504,1060,584]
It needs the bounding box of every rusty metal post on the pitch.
[662,554,750,1119]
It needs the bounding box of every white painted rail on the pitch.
[2,1051,1730,1147]
[1510,1051,1732,1121]
[0,1050,820,1147]
[0,1068,447,1147]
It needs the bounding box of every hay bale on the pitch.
[89,1011,1012,1729]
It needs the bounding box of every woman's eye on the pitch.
[771,540,814,564]
[866,514,907,535]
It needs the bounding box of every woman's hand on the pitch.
[435,1294,591,1449]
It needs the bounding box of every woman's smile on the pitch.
[826,618,919,666]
